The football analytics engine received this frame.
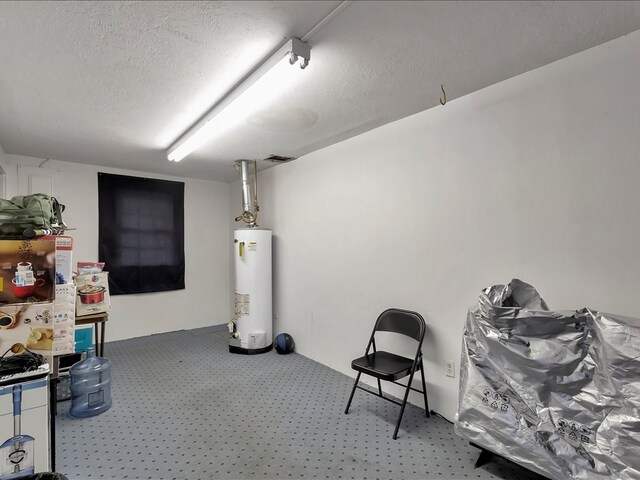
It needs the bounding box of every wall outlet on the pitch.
[446,360,456,378]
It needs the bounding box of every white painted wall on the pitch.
[3,154,231,341]
[246,30,640,421]
[0,142,7,198]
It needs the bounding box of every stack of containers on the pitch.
[0,239,57,363]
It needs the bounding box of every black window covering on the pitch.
[98,173,185,295]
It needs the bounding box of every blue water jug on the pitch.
[69,346,112,418]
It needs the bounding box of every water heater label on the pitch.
[248,242,257,251]
[235,293,250,315]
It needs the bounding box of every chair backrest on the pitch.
[373,308,426,343]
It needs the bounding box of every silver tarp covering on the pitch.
[455,279,640,480]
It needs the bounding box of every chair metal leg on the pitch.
[345,372,362,414]
[393,370,417,439]
[420,360,430,417]
[377,378,382,396]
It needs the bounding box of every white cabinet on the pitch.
[0,376,50,478]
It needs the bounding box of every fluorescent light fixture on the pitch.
[167,37,311,162]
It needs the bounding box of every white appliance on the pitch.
[0,372,50,479]
[231,228,272,354]
[229,159,273,354]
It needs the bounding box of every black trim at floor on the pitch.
[229,344,273,355]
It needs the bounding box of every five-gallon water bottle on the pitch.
[69,346,112,418]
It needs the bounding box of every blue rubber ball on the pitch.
[275,333,295,354]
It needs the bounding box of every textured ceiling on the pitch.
[1,1,640,182]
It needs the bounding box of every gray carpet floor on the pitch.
[55,325,546,480]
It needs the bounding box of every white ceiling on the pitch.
[1,1,639,182]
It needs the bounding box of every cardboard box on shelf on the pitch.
[53,283,75,355]
[42,235,73,285]
[0,239,55,304]
[0,302,55,363]
[75,272,110,317]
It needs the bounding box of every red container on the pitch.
[75,272,110,316]
[11,278,45,298]
[77,285,105,304]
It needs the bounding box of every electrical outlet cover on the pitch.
[446,360,456,378]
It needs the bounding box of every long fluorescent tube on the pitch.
[167,37,311,162]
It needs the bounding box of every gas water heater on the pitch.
[229,160,273,354]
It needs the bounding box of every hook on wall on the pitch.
[440,85,447,106]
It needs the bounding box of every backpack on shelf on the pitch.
[0,193,66,238]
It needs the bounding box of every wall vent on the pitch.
[262,155,296,163]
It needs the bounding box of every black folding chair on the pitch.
[344,308,430,439]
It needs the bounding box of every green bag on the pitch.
[0,194,66,237]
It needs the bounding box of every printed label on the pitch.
[556,417,595,446]
[481,386,511,414]
[88,389,105,408]
[234,293,250,315]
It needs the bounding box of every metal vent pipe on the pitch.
[239,160,253,213]
[235,159,258,227]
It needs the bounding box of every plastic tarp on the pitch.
[455,279,640,480]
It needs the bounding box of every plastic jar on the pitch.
[69,347,112,418]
